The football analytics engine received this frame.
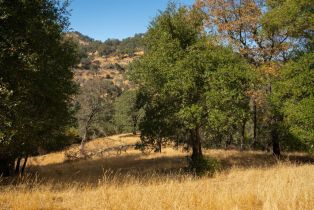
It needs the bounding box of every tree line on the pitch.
[73,31,144,67]
[130,0,314,166]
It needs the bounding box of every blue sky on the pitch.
[69,0,195,41]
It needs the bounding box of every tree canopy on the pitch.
[130,5,254,164]
[0,0,77,175]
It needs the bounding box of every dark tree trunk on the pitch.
[226,134,233,148]
[253,102,257,147]
[191,127,203,162]
[15,157,22,175]
[132,122,137,135]
[269,82,280,158]
[271,126,281,158]
[132,115,138,135]
[0,157,15,176]
[157,139,162,153]
[175,134,179,150]
[241,120,246,150]
[21,156,28,175]
[218,134,223,147]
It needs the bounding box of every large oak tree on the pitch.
[0,0,77,176]
[131,4,253,165]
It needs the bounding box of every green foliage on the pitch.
[130,5,204,151]
[75,79,122,140]
[99,39,121,56]
[113,90,144,134]
[0,81,15,147]
[0,0,78,173]
[116,34,144,56]
[273,53,314,153]
[263,0,314,50]
[70,32,144,59]
[130,4,254,158]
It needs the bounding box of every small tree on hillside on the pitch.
[113,90,144,134]
[76,76,121,155]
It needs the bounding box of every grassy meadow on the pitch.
[0,134,313,210]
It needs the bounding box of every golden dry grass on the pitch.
[1,134,313,210]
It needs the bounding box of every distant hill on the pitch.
[65,31,145,90]
[67,31,144,57]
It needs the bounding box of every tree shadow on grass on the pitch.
[2,150,313,186]
[24,153,188,185]
[218,151,314,170]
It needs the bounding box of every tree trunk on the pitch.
[154,134,162,153]
[15,157,22,175]
[132,122,137,135]
[0,156,14,176]
[80,130,87,157]
[158,139,162,153]
[252,102,257,147]
[271,125,281,158]
[269,83,280,158]
[21,156,28,175]
[191,127,203,161]
[241,120,246,150]
[226,134,233,148]
[132,115,137,135]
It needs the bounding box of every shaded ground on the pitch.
[5,151,312,186]
[1,134,313,186]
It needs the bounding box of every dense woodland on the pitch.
[0,0,313,176]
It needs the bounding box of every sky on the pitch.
[69,0,195,41]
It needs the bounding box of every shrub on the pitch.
[80,57,91,69]
[105,63,115,69]
[188,156,222,176]
[114,63,125,72]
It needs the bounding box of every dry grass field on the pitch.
[0,134,313,210]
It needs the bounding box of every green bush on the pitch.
[188,156,222,176]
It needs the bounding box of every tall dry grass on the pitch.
[1,134,313,210]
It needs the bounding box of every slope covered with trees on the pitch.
[68,33,145,149]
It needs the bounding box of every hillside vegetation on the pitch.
[66,31,144,89]
[64,32,145,140]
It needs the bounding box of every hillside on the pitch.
[64,32,145,138]
[1,134,313,210]
[73,51,143,89]
[66,32,144,89]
